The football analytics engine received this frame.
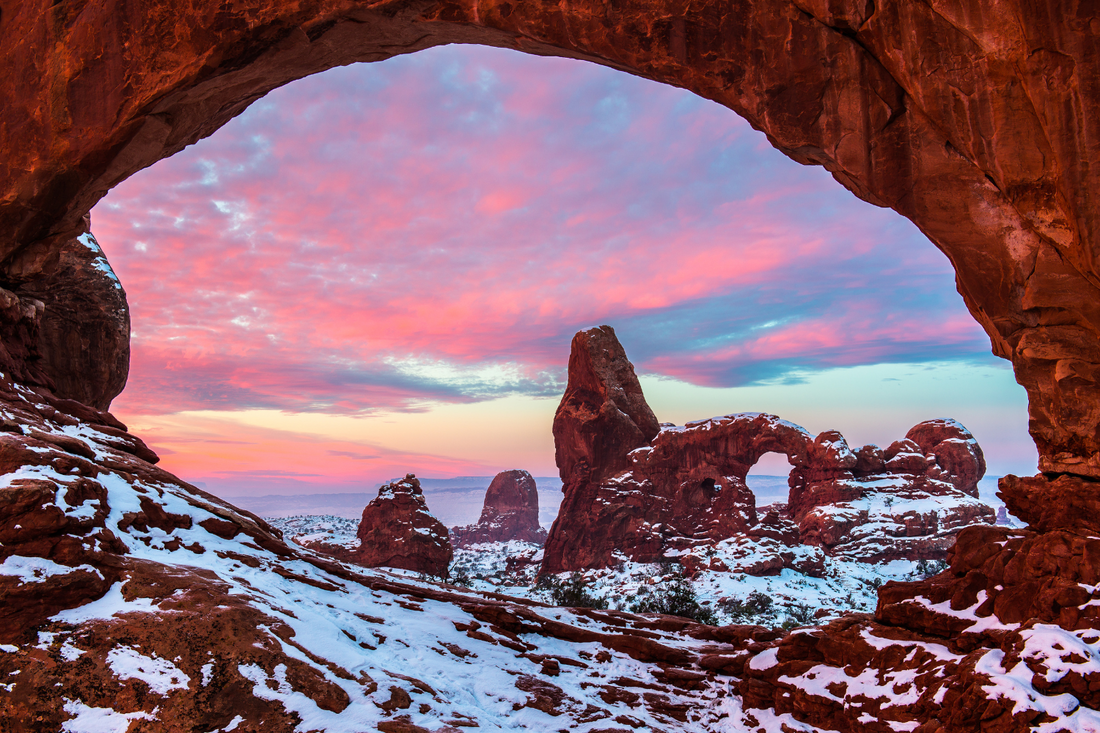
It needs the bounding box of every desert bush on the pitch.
[539,572,609,609]
[629,568,716,625]
[717,590,775,624]
[913,558,948,580]
[781,602,816,629]
[449,565,472,587]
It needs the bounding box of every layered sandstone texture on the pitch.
[351,474,453,577]
[542,327,995,573]
[451,469,548,548]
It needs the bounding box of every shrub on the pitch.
[630,568,716,625]
[449,566,472,587]
[717,590,775,624]
[781,602,816,629]
[913,558,948,580]
[539,572,609,609]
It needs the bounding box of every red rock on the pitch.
[351,474,453,577]
[0,219,129,412]
[906,419,986,497]
[2,0,1099,480]
[2,3,1100,729]
[451,470,547,548]
[544,328,994,571]
[553,326,659,487]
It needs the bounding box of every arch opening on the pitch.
[69,45,1032,515]
[744,451,793,511]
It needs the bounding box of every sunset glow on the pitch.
[92,45,1036,500]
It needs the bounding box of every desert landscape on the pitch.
[2,1,1100,731]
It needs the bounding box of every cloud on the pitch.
[96,44,995,419]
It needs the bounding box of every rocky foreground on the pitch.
[0,370,1098,731]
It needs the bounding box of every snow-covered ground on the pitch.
[269,515,944,628]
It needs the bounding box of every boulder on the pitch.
[451,470,547,547]
[351,474,452,577]
[905,418,986,497]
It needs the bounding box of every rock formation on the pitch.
[739,475,1100,731]
[0,217,129,411]
[0,378,763,731]
[0,359,1097,733]
[350,474,453,577]
[451,469,547,548]
[542,327,994,573]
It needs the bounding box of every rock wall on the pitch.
[0,217,129,411]
[543,327,994,573]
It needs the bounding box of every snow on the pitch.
[273,514,948,627]
[222,716,245,732]
[56,484,99,520]
[0,555,99,584]
[61,699,154,733]
[75,233,122,291]
[59,641,85,662]
[106,646,190,695]
[749,648,779,671]
[976,648,1080,717]
[0,382,1080,732]
[51,581,159,624]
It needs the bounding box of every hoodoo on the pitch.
[352,474,453,577]
[451,470,547,548]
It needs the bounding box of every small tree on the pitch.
[449,565,472,587]
[630,568,716,625]
[539,572,609,609]
[717,590,775,624]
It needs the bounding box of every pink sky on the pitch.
[91,45,1035,499]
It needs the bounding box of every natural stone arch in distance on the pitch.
[3,0,1099,478]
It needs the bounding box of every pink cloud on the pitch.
[95,44,995,420]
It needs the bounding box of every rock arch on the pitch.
[2,1,1099,479]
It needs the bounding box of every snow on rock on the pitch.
[106,645,190,695]
[0,376,759,731]
[1,344,1099,731]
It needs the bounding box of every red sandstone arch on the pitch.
[2,1,1099,478]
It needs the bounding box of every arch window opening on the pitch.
[90,44,1033,528]
[744,451,792,511]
